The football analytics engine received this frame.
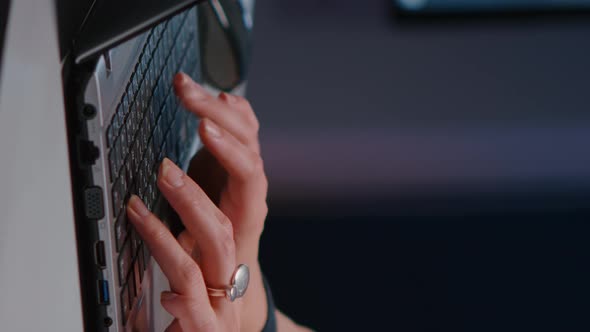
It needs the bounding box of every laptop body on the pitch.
[60,0,254,328]
[63,6,202,331]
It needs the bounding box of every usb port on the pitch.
[98,280,110,305]
[95,241,106,269]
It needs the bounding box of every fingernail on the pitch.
[221,92,237,104]
[204,120,221,139]
[128,195,149,217]
[161,291,178,301]
[177,72,189,86]
[161,158,184,188]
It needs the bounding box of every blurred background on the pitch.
[246,1,590,331]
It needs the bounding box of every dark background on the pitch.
[247,1,590,331]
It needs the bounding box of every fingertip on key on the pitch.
[160,158,185,188]
[174,72,189,86]
[128,195,150,218]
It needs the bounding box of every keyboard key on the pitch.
[148,101,157,129]
[124,116,133,146]
[137,245,145,281]
[161,141,168,163]
[125,156,133,187]
[146,33,155,55]
[120,283,130,326]
[106,124,115,149]
[114,136,123,174]
[120,123,128,157]
[118,238,132,284]
[130,180,139,198]
[130,228,138,254]
[142,242,150,271]
[111,179,121,218]
[114,213,128,252]
[116,104,125,130]
[127,267,136,302]
[133,258,141,296]
[105,14,203,307]
[122,93,130,116]
[129,143,137,175]
[119,167,128,198]
[108,148,117,183]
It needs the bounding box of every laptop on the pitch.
[60,1,251,330]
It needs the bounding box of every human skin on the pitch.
[126,72,311,332]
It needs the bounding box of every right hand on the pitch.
[173,73,270,331]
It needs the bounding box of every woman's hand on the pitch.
[126,160,239,331]
[126,72,269,331]
[174,73,269,331]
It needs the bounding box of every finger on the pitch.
[217,92,261,152]
[173,73,258,151]
[126,196,210,309]
[157,159,236,295]
[199,118,266,187]
[199,118,268,238]
[161,293,215,332]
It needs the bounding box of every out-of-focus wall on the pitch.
[248,0,590,214]
[250,2,590,331]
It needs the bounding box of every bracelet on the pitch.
[261,275,277,332]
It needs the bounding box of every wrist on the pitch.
[240,262,268,332]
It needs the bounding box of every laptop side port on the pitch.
[95,241,106,269]
[84,186,105,220]
[98,280,110,305]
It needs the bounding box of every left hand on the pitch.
[126,164,239,331]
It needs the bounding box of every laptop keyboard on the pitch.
[104,9,200,325]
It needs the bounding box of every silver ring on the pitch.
[206,264,250,302]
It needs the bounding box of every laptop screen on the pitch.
[72,0,202,63]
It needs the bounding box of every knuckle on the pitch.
[252,155,265,177]
[241,153,264,180]
[244,111,260,138]
[235,95,249,107]
[178,260,201,286]
[215,229,235,259]
[235,98,259,132]
[260,173,269,190]
[241,155,266,186]
[218,213,233,232]
[248,112,260,133]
